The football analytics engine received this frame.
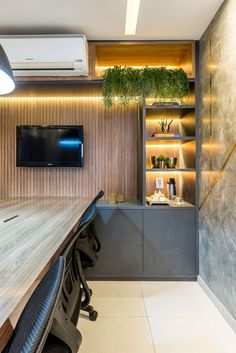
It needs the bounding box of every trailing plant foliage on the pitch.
[102,66,189,107]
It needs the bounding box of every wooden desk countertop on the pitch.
[0,196,94,350]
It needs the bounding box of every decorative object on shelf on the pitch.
[102,66,189,107]
[156,177,164,190]
[152,132,176,137]
[167,178,177,200]
[151,156,158,168]
[108,192,125,204]
[166,157,178,168]
[146,190,169,206]
[108,193,117,204]
[156,156,167,169]
[151,156,177,169]
[158,118,173,134]
[151,155,177,169]
[156,155,167,169]
[151,101,180,107]
[169,196,184,206]
[116,193,125,203]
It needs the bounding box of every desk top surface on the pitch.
[0,196,93,328]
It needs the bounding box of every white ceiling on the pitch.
[0,0,224,40]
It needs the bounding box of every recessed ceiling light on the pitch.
[125,0,141,35]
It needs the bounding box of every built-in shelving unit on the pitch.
[142,97,197,207]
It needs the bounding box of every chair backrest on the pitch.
[92,190,104,204]
[7,257,65,353]
[75,190,104,234]
[61,229,84,326]
[77,203,97,231]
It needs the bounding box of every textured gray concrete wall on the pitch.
[199,0,236,318]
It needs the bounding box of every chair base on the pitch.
[82,305,98,321]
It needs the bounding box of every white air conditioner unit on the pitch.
[0,34,89,76]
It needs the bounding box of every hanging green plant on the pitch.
[102,66,189,107]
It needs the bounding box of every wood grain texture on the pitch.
[0,84,138,200]
[0,319,13,352]
[95,41,195,78]
[0,196,93,330]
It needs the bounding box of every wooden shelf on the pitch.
[146,168,196,172]
[144,104,195,109]
[144,105,195,115]
[146,201,195,208]
[146,137,195,145]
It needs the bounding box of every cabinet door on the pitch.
[144,209,196,278]
[86,209,143,278]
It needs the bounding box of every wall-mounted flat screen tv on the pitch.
[16,125,84,167]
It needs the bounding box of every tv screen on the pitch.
[16,125,84,167]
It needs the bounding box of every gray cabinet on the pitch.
[143,208,196,278]
[85,208,143,278]
[86,207,197,280]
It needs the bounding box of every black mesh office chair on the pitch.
[72,190,104,321]
[6,256,82,353]
[61,228,85,326]
[60,218,97,322]
[75,190,104,256]
[75,203,99,268]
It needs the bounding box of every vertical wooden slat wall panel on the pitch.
[0,85,138,200]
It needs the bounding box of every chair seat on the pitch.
[43,335,70,353]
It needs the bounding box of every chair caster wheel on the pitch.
[89,310,98,321]
[89,289,93,295]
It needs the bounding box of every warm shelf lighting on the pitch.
[145,118,180,122]
[146,170,195,175]
[96,65,177,70]
[0,96,142,105]
[146,144,181,148]
[125,0,141,35]
[0,96,103,102]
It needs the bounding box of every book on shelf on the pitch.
[152,133,180,138]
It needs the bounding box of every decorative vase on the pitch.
[157,160,166,169]
[166,157,177,168]
[151,156,158,168]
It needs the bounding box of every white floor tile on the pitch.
[88,281,146,317]
[78,317,155,353]
[78,281,236,353]
[188,284,236,353]
[141,281,198,299]
[141,282,198,317]
[89,281,143,298]
[148,317,221,353]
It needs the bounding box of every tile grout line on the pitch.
[140,282,157,353]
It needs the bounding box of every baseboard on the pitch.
[197,276,236,333]
[86,275,197,281]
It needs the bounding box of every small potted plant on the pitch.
[156,155,167,169]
